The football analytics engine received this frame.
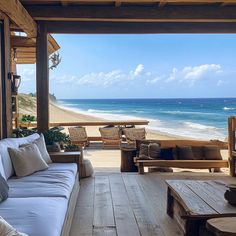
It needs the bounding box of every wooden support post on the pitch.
[36,22,49,134]
[0,14,12,138]
[228,116,236,176]
[138,162,144,174]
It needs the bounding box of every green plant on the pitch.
[43,127,70,145]
[20,115,36,123]
[12,128,37,138]
[64,144,80,150]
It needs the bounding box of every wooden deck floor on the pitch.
[70,172,235,236]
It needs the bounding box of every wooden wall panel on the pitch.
[0,12,12,139]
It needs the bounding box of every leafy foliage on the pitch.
[43,127,70,145]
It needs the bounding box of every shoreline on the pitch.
[51,102,203,140]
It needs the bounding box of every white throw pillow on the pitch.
[8,143,48,177]
[0,217,28,236]
[0,155,6,180]
[34,134,52,164]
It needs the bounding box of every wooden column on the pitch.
[0,13,12,138]
[36,21,49,134]
[228,116,236,176]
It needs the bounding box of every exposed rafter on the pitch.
[25,5,236,23]
[0,0,37,37]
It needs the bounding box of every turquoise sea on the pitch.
[58,98,236,140]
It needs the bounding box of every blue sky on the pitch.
[18,34,236,99]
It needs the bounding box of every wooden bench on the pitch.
[135,159,229,174]
[134,139,228,174]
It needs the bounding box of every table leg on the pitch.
[138,163,144,174]
[167,187,174,217]
[185,219,200,236]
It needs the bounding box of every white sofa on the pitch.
[0,134,80,236]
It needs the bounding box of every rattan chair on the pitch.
[123,127,146,147]
[68,127,89,147]
[99,127,121,149]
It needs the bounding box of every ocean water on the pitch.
[58,98,236,140]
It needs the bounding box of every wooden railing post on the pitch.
[36,21,49,134]
[228,116,236,176]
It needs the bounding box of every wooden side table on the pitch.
[206,217,236,236]
[120,147,138,172]
[49,151,82,179]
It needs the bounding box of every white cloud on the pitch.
[165,64,222,86]
[18,67,36,82]
[133,64,144,76]
[217,79,228,86]
[146,76,162,84]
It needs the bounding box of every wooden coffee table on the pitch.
[166,180,236,236]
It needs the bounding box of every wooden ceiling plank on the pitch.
[45,21,236,34]
[25,5,236,22]
[0,0,37,37]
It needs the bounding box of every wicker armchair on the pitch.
[99,127,121,149]
[68,127,89,147]
[123,128,146,147]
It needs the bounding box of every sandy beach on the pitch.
[49,101,179,140]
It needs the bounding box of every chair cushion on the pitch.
[203,145,222,160]
[8,163,77,199]
[0,174,9,202]
[0,197,67,236]
[0,217,28,236]
[8,144,48,177]
[148,143,161,159]
[176,146,195,160]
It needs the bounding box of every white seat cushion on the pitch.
[8,163,77,199]
[0,197,67,236]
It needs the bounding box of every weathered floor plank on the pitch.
[123,174,165,236]
[93,176,115,228]
[109,174,141,236]
[71,172,234,236]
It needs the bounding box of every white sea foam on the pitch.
[223,107,236,110]
[57,102,226,140]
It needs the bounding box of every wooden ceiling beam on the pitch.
[0,0,37,37]
[45,21,236,33]
[25,5,236,23]
[20,0,236,4]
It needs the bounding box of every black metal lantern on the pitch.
[8,73,21,94]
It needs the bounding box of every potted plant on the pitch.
[20,114,36,128]
[43,127,70,152]
[64,144,81,152]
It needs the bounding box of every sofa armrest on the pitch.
[49,151,82,165]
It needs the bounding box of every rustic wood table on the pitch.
[166,180,236,236]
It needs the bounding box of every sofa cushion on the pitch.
[203,145,222,160]
[191,146,204,160]
[0,216,28,236]
[8,163,77,199]
[0,174,9,202]
[0,134,40,179]
[176,146,195,160]
[0,197,67,236]
[8,144,48,177]
[0,155,6,180]
[139,144,149,159]
[148,143,161,159]
[33,134,52,164]
[160,148,174,160]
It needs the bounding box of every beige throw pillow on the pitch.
[34,134,52,164]
[0,217,28,236]
[8,144,48,177]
